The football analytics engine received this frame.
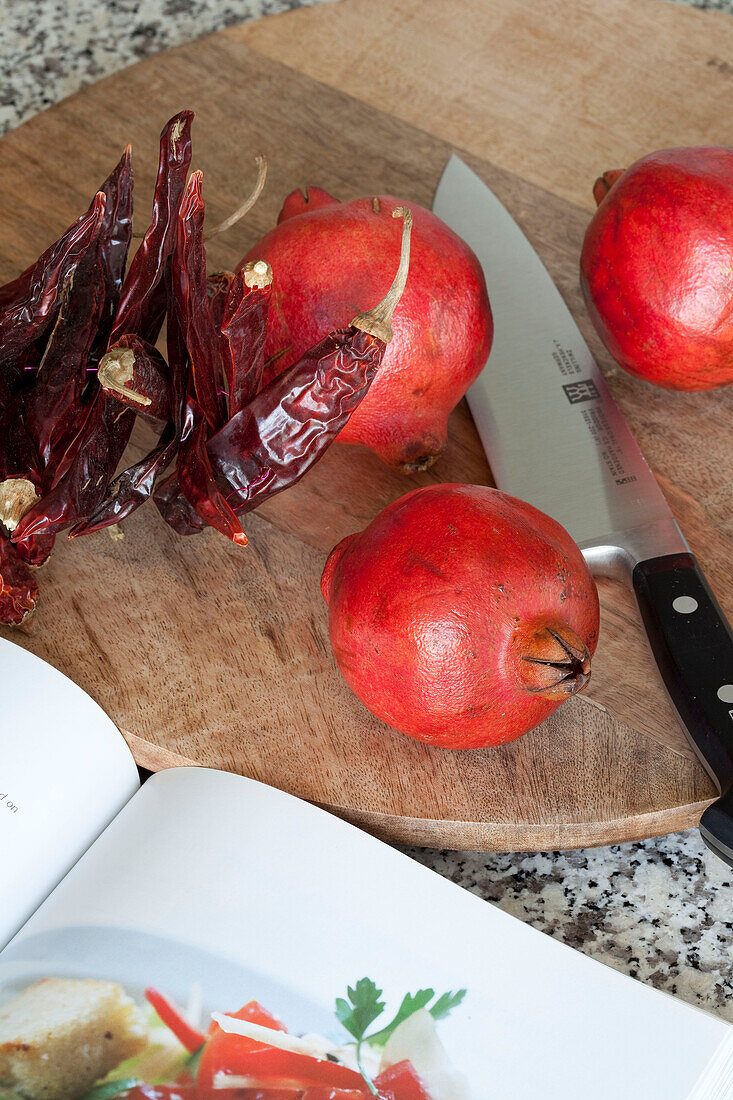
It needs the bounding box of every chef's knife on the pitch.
[434,155,733,865]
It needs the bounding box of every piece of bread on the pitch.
[0,977,147,1099]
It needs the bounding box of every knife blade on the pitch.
[434,154,733,865]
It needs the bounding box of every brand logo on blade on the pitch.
[562,379,600,404]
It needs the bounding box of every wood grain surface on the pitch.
[0,0,731,849]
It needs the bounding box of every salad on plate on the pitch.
[0,977,468,1100]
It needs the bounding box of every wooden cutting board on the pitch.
[1,0,731,850]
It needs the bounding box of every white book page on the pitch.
[0,638,139,948]
[1,766,729,1099]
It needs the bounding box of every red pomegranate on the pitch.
[241,190,492,471]
[321,484,600,750]
[581,147,733,390]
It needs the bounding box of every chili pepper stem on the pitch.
[351,206,413,344]
[0,479,40,536]
[204,155,268,242]
[98,346,152,406]
[242,259,273,290]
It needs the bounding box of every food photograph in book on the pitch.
[0,926,469,1100]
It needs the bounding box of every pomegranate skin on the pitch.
[321,485,600,750]
[580,147,733,391]
[241,192,493,471]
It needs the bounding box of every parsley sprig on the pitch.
[335,978,466,1095]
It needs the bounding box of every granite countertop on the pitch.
[2,0,731,1025]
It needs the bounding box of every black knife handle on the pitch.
[632,553,733,865]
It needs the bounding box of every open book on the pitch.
[1,636,732,1100]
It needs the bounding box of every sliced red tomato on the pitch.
[197,1001,364,1091]
[196,1001,290,1089]
[374,1061,431,1100]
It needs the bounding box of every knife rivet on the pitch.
[718,685,733,704]
[672,595,698,614]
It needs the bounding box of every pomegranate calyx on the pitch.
[401,453,439,473]
[277,185,340,223]
[592,169,625,207]
[519,624,591,699]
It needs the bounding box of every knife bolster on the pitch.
[582,517,687,583]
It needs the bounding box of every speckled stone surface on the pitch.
[0,0,327,135]
[2,0,732,1023]
[404,833,733,1022]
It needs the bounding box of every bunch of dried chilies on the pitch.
[0,111,413,625]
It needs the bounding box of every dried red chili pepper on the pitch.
[146,301,205,540]
[65,117,196,539]
[0,189,110,513]
[22,196,108,473]
[71,262,191,539]
[153,470,205,537]
[97,334,170,422]
[0,399,43,489]
[221,261,272,417]
[0,535,38,625]
[176,399,247,544]
[150,167,272,538]
[14,529,56,568]
[91,145,134,358]
[207,329,384,516]
[149,277,202,546]
[7,208,136,549]
[111,110,193,344]
[0,270,31,313]
[0,191,110,407]
[206,271,234,330]
[173,170,226,429]
[69,423,175,539]
[13,397,135,545]
[70,357,180,536]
